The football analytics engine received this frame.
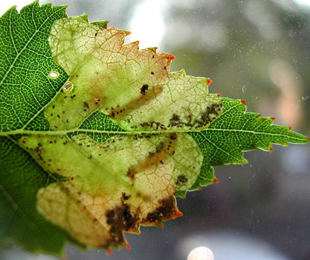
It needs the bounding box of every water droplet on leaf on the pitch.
[49,71,59,79]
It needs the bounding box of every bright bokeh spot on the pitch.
[188,247,214,260]
[294,0,310,7]
[127,0,167,49]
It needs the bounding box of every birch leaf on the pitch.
[0,1,308,255]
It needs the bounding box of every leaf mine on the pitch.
[19,132,202,247]
[46,17,222,131]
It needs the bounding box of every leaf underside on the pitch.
[0,1,308,255]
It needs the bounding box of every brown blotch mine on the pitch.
[193,102,223,128]
[126,168,136,180]
[106,204,138,244]
[144,196,177,224]
[156,141,165,153]
[140,84,149,95]
[94,98,100,105]
[167,102,223,129]
[108,86,163,120]
[122,193,131,201]
[84,102,90,109]
[170,133,177,140]
[176,175,188,185]
[126,135,177,180]
[110,111,115,118]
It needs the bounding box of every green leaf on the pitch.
[0,2,82,254]
[186,98,308,193]
[0,1,308,256]
[0,2,69,132]
[0,136,81,254]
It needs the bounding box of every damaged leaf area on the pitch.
[20,133,202,247]
[0,2,308,255]
[46,16,222,132]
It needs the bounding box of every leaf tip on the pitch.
[241,100,247,106]
[168,54,175,60]
[125,242,131,250]
[156,222,164,228]
[148,47,158,53]
[81,13,89,20]
[91,20,110,29]
[175,210,183,217]
[213,177,219,183]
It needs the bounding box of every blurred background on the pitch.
[0,0,310,259]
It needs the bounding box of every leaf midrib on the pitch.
[0,128,306,142]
